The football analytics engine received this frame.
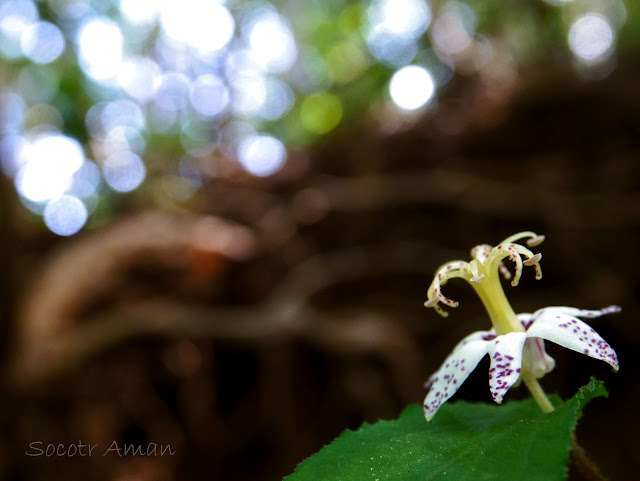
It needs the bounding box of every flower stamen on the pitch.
[424,232,545,321]
[526,235,546,247]
[523,253,542,266]
[498,261,512,280]
[501,231,546,246]
[424,261,471,316]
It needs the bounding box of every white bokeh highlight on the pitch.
[68,160,101,199]
[15,134,85,203]
[258,78,294,120]
[119,0,160,25]
[237,134,286,177]
[160,0,234,55]
[0,0,38,38]
[20,21,65,63]
[365,0,429,66]
[568,13,614,63]
[230,73,267,117]
[102,151,146,192]
[118,57,162,102]
[245,11,297,73]
[189,74,229,117]
[389,65,435,110]
[366,26,418,66]
[77,17,124,82]
[368,0,431,40]
[44,195,88,236]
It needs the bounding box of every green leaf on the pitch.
[285,378,607,481]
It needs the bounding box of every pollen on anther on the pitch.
[526,235,545,247]
[523,253,541,266]
[424,297,439,307]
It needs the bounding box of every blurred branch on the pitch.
[313,170,640,227]
[12,299,421,400]
[10,210,425,396]
[15,210,256,341]
[266,242,440,312]
[11,211,255,385]
[13,301,288,385]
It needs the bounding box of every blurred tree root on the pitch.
[11,211,423,393]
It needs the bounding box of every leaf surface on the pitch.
[285,379,607,481]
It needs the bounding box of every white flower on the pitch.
[423,305,620,421]
[422,231,621,420]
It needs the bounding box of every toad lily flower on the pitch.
[422,232,619,421]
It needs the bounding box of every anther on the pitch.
[424,297,439,307]
[523,253,542,266]
[498,261,512,280]
[526,235,545,247]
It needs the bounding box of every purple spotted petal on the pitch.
[526,310,619,371]
[532,305,621,320]
[423,330,494,421]
[424,329,496,388]
[517,313,535,330]
[487,332,527,404]
[521,337,555,378]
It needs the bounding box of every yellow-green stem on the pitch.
[471,272,524,335]
[521,369,554,413]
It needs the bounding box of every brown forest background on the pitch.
[1,59,640,481]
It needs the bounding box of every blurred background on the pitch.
[0,0,639,479]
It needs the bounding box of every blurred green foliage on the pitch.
[0,0,636,234]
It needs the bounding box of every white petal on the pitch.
[526,311,619,371]
[521,338,555,378]
[451,328,497,352]
[423,330,494,421]
[487,332,527,404]
[517,312,535,330]
[532,305,620,319]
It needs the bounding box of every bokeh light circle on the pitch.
[389,65,435,110]
[568,13,614,63]
[246,11,297,73]
[118,57,162,102]
[368,0,431,40]
[160,0,234,55]
[300,92,343,135]
[43,195,88,236]
[189,74,229,117]
[77,17,124,82]
[20,21,65,64]
[237,134,286,177]
[15,134,85,202]
[102,151,146,192]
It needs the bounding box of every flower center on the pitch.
[469,263,522,335]
[424,231,544,335]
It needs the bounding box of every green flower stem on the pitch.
[471,271,524,335]
[520,369,554,413]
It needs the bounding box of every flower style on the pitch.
[422,231,620,421]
